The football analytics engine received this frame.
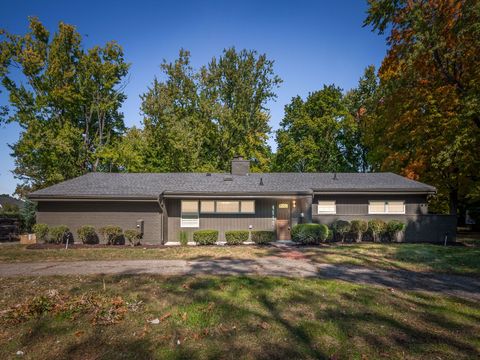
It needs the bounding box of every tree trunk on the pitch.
[449,188,458,216]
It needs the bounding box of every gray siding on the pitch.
[166,198,276,242]
[37,201,162,244]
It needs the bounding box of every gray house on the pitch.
[29,157,456,244]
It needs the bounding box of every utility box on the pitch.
[136,219,144,235]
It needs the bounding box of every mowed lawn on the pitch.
[1,242,480,276]
[0,275,479,360]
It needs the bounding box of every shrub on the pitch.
[350,220,368,243]
[99,225,123,245]
[291,224,329,245]
[225,230,249,245]
[49,225,71,244]
[179,231,189,246]
[193,230,218,245]
[33,223,49,243]
[77,225,99,245]
[332,220,351,242]
[386,220,406,242]
[124,229,142,246]
[251,230,275,245]
[368,219,387,242]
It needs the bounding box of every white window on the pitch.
[216,201,240,213]
[317,200,336,214]
[368,201,405,214]
[200,201,215,213]
[181,200,199,227]
[240,200,255,214]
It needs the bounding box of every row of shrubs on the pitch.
[182,230,275,246]
[32,224,143,246]
[291,219,406,245]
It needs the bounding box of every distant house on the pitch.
[29,157,456,244]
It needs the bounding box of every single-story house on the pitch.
[29,157,456,244]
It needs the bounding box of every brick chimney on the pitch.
[231,156,250,176]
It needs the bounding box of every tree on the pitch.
[0,18,129,196]
[140,48,281,172]
[274,85,358,172]
[364,0,480,215]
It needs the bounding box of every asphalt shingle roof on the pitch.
[29,172,436,199]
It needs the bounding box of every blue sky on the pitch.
[0,0,386,196]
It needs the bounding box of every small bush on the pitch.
[49,225,72,244]
[291,224,328,245]
[225,230,249,245]
[124,229,142,246]
[193,230,218,245]
[251,230,275,245]
[33,223,49,243]
[368,219,387,242]
[350,220,368,243]
[332,220,351,242]
[77,225,99,245]
[386,220,406,242]
[179,231,189,246]
[99,225,123,245]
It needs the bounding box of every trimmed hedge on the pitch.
[33,223,49,243]
[368,219,387,242]
[291,224,329,245]
[99,225,124,245]
[225,230,249,245]
[124,229,142,246]
[193,230,218,245]
[251,230,275,245]
[386,220,406,242]
[332,220,351,242]
[350,220,368,243]
[77,225,99,245]
[49,225,72,244]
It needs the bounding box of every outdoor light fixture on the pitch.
[292,200,296,208]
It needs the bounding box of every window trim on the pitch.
[317,200,337,215]
[368,200,405,215]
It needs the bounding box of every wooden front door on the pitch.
[276,201,291,240]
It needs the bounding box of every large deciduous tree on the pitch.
[0,18,129,196]
[274,85,359,172]
[140,48,281,172]
[364,0,480,215]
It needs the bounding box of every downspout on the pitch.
[157,191,166,244]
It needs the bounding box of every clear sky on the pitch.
[0,0,386,196]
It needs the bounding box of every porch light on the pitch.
[292,200,296,208]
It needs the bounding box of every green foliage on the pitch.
[332,220,351,242]
[124,229,142,247]
[77,225,99,245]
[0,18,129,196]
[179,231,189,246]
[251,230,275,245]
[368,219,387,242]
[140,48,281,173]
[193,230,219,245]
[274,85,359,172]
[291,224,329,245]
[386,220,406,242]
[33,223,49,243]
[20,200,36,233]
[99,226,123,245]
[49,225,71,244]
[350,220,368,243]
[225,230,249,245]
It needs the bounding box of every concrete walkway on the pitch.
[0,257,479,300]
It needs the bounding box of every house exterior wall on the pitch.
[36,201,162,244]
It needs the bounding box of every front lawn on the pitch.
[1,243,479,276]
[0,275,478,359]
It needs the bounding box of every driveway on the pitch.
[1,257,479,300]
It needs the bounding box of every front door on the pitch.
[276,201,291,240]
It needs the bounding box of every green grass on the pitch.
[0,275,478,359]
[2,243,480,276]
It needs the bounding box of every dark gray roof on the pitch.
[29,172,436,199]
[0,194,24,208]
